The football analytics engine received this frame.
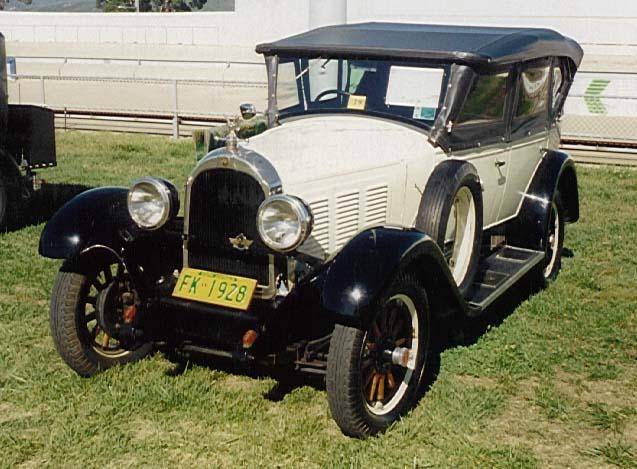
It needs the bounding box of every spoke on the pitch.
[364,368,375,389]
[395,337,407,347]
[369,373,380,402]
[392,318,405,338]
[377,373,385,402]
[86,295,97,306]
[372,320,382,339]
[85,311,96,323]
[387,370,396,389]
[90,276,106,292]
[91,324,100,339]
[102,333,110,349]
[388,306,398,331]
[361,357,374,371]
[104,267,113,284]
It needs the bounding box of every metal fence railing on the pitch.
[562,71,637,146]
[7,73,268,137]
[7,72,637,145]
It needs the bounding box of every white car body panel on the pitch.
[451,142,509,228]
[241,114,550,259]
[499,133,548,219]
[244,115,444,258]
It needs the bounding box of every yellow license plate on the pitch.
[172,268,257,311]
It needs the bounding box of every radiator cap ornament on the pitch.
[229,233,254,251]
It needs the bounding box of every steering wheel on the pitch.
[314,89,350,101]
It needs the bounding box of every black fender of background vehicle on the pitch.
[507,150,579,251]
[290,227,467,335]
[39,187,134,259]
[39,187,182,296]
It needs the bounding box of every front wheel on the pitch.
[326,275,431,438]
[50,257,152,377]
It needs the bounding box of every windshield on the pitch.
[275,56,448,127]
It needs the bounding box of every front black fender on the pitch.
[39,187,137,259]
[507,150,579,251]
[292,227,466,330]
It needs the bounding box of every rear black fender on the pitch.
[293,227,466,330]
[507,150,579,251]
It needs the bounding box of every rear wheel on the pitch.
[326,274,431,438]
[50,255,152,377]
[541,191,565,282]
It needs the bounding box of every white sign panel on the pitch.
[385,66,444,108]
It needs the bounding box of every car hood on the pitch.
[241,115,436,193]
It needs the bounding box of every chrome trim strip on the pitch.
[183,145,283,300]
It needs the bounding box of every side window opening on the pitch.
[551,60,566,117]
[515,61,550,118]
[457,72,509,125]
[277,61,302,111]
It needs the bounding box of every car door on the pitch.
[448,69,512,228]
[498,59,552,220]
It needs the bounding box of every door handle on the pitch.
[495,159,506,168]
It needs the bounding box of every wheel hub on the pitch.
[95,282,122,338]
[95,282,138,340]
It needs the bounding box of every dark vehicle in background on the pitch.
[40,24,581,438]
[0,32,56,228]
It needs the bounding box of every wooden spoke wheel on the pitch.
[326,274,432,438]
[50,254,152,377]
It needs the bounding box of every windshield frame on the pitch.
[268,54,452,132]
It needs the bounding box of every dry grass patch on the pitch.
[482,370,637,468]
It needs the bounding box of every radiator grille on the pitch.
[187,169,270,285]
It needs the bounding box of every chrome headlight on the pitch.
[127,177,179,230]
[257,195,312,252]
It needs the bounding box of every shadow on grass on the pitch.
[161,251,573,406]
[6,183,91,232]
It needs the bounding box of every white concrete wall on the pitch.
[0,0,309,52]
[1,0,315,114]
[2,0,637,135]
[347,0,637,59]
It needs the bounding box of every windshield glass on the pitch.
[276,56,448,127]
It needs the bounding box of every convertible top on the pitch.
[256,22,583,68]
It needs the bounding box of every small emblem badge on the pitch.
[229,233,253,251]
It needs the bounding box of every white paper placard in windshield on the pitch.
[386,66,444,109]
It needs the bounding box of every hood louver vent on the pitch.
[299,184,389,259]
[365,185,388,226]
[335,191,360,250]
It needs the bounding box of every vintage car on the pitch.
[0,32,56,228]
[40,24,582,437]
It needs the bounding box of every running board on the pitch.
[465,245,545,311]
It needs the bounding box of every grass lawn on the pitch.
[1,131,636,468]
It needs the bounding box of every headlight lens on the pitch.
[257,195,312,252]
[127,177,178,230]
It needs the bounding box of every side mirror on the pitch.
[240,103,257,120]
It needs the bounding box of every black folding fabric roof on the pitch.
[256,23,583,68]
